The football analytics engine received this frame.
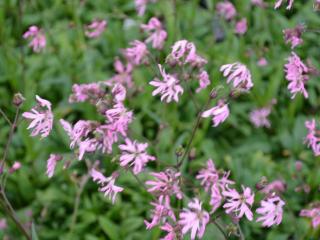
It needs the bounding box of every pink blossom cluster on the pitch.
[23,26,46,52]
[284,52,309,99]
[249,100,276,128]
[216,1,237,21]
[141,17,167,50]
[85,20,107,38]
[304,119,320,156]
[300,205,320,228]
[283,24,305,49]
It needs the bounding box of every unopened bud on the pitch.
[295,161,303,171]
[210,90,218,99]
[9,161,21,174]
[188,148,196,160]
[175,146,184,157]
[12,93,25,107]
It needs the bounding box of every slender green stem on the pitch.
[236,222,245,240]
[212,219,228,240]
[176,95,212,168]
[0,107,20,169]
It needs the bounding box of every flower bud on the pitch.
[12,93,25,107]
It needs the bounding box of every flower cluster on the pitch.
[85,20,107,38]
[23,26,46,52]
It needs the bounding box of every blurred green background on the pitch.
[1,0,320,239]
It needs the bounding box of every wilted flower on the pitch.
[123,40,148,65]
[249,107,272,128]
[23,25,46,52]
[283,24,305,49]
[300,206,320,228]
[150,64,184,103]
[256,196,285,227]
[223,186,255,220]
[274,0,294,9]
[220,62,253,91]
[179,198,209,240]
[284,52,309,99]
[46,154,62,178]
[235,18,247,35]
[90,168,123,203]
[216,1,237,21]
[202,100,230,127]
[85,20,107,38]
[22,95,53,138]
[119,138,156,174]
[142,17,167,49]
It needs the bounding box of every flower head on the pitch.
[150,65,184,103]
[300,206,320,228]
[123,40,148,65]
[249,107,272,128]
[284,52,309,99]
[196,70,211,93]
[108,58,133,87]
[220,62,253,91]
[23,25,46,52]
[119,138,155,174]
[135,0,157,16]
[223,186,255,220]
[142,17,167,49]
[256,196,285,227]
[235,18,247,35]
[90,168,123,203]
[146,169,183,200]
[179,198,209,240]
[202,100,230,127]
[22,95,53,138]
[304,119,320,156]
[69,83,104,103]
[85,20,107,38]
[216,1,237,20]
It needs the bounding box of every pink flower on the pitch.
[256,196,285,227]
[283,24,305,49]
[23,25,46,52]
[112,84,126,102]
[160,223,177,240]
[0,218,7,230]
[284,52,309,99]
[223,186,255,220]
[257,57,268,66]
[249,107,272,128]
[142,17,167,49]
[274,0,294,9]
[235,18,247,35]
[146,169,183,200]
[135,0,157,16]
[216,1,237,20]
[69,83,104,103]
[90,168,123,203]
[108,58,133,87]
[196,159,219,192]
[150,64,184,103]
[9,161,21,174]
[261,180,287,195]
[144,197,176,229]
[304,119,320,156]
[119,138,155,174]
[220,62,253,91]
[179,198,209,240]
[202,100,230,127]
[196,70,211,93]
[251,0,267,8]
[105,103,133,137]
[123,40,148,65]
[85,20,107,38]
[22,95,53,138]
[168,40,207,67]
[210,184,223,213]
[300,207,320,228]
[78,139,97,160]
[60,119,93,148]
[46,154,62,178]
